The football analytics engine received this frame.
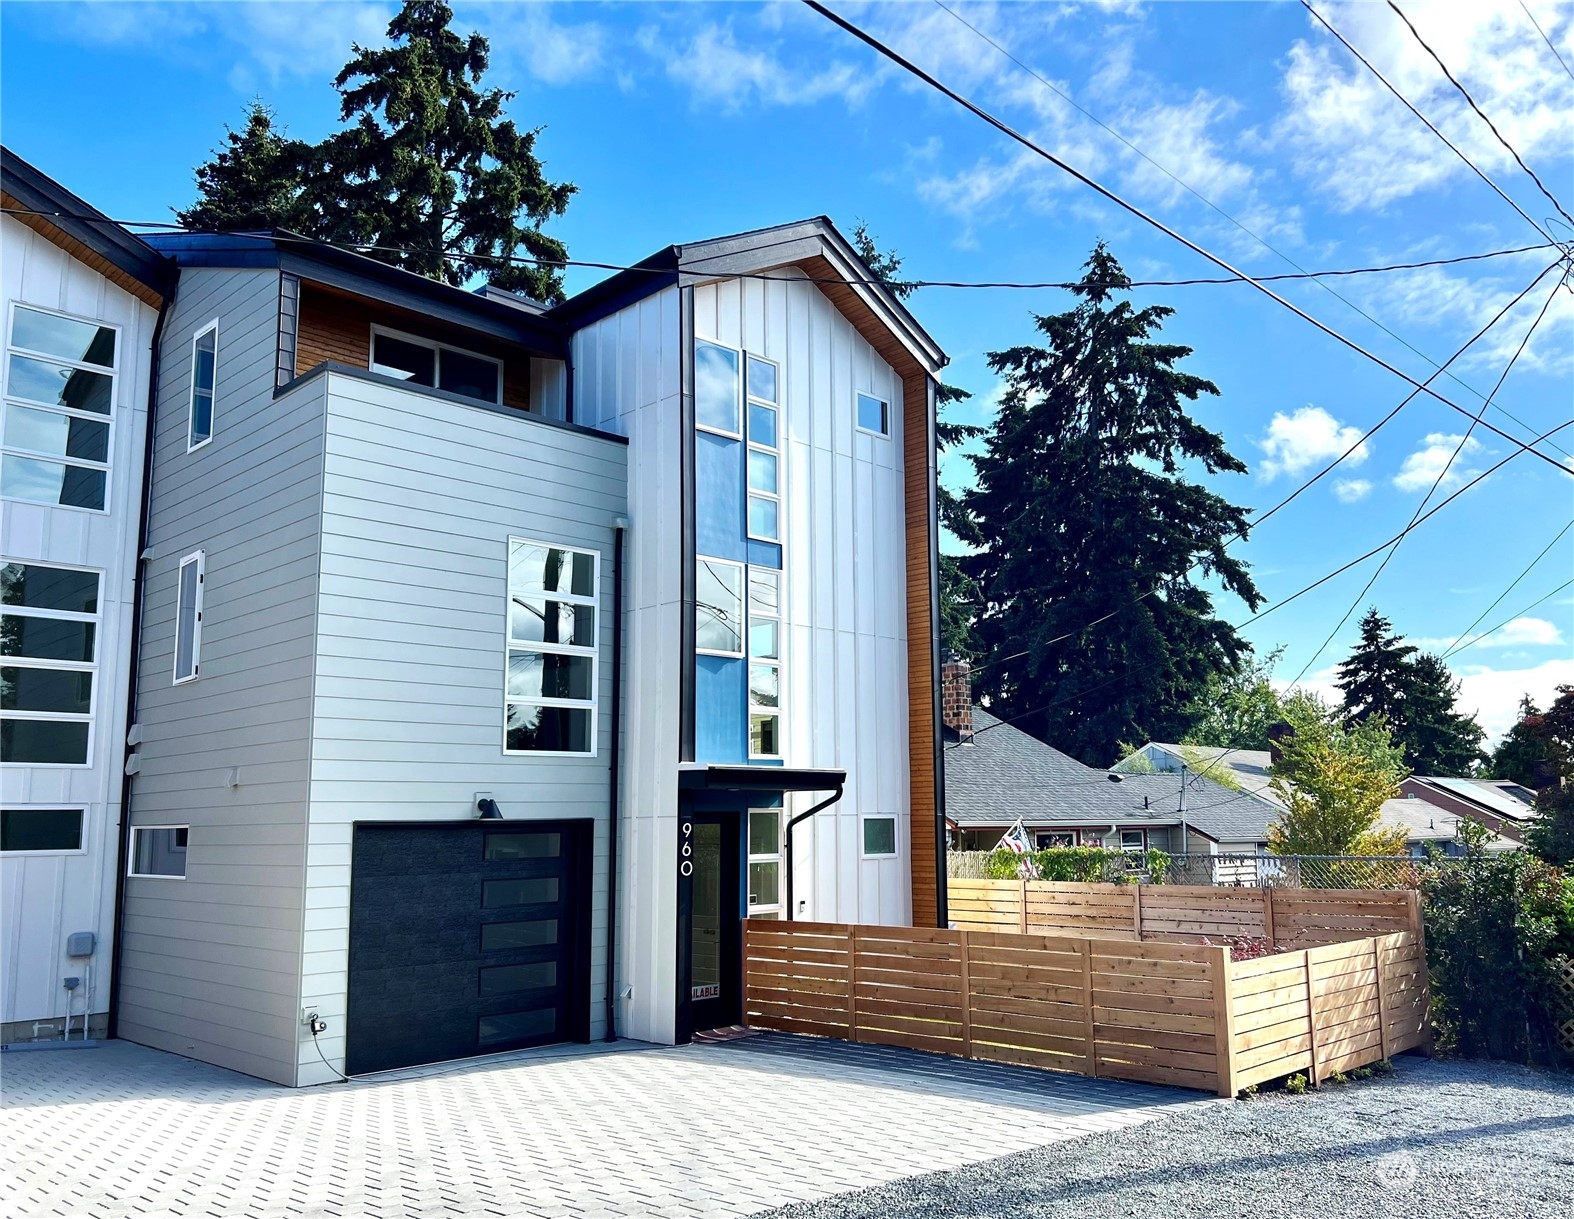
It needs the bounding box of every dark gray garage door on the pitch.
[346,820,593,1075]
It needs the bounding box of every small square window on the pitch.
[857,393,888,436]
[746,355,777,404]
[1120,830,1147,853]
[862,816,897,857]
[748,809,780,856]
[130,826,188,878]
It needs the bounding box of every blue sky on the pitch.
[4,0,1570,743]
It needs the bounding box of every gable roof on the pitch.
[549,217,947,377]
[944,709,1271,842]
[1,146,174,306]
[1407,776,1538,825]
[1119,742,1286,810]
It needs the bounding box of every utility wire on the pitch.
[1288,262,1569,684]
[939,0,1571,460]
[1389,0,1574,229]
[1519,0,1574,82]
[1302,1,1558,244]
[1,207,1552,292]
[1437,519,1573,660]
[803,0,1571,475]
[1441,577,1574,659]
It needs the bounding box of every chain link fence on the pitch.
[947,849,1441,889]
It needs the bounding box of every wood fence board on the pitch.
[968,1008,1091,1041]
[853,967,964,993]
[968,978,1086,1005]
[970,1042,1090,1073]
[1092,989,1219,1019]
[970,1023,1091,1058]
[1094,1006,1216,1036]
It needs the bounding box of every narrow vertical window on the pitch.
[746,808,783,918]
[747,567,782,759]
[695,558,745,657]
[188,322,218,450]
[173,551,204,684]
[506,539,598,755]
[745,355,780,542]
[694,340,741,437]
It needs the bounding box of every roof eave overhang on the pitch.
[678,764,847,793]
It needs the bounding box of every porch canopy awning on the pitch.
[677,765,846,793]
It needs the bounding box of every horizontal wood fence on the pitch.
[948,879,1421,950]
[743,915,1429,1098]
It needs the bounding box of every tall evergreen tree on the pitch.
[1490,696,1548,788]
[179,2,574,301]
[1403,652,1487,775]
[1525,686,1574,865]
[1335,609,1416,728]
[961,244,1261,766]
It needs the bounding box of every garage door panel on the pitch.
[347,820,591,1075]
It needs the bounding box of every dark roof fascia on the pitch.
[1,146,175,297]
[678,765,847,793]
[276,360,628,446]
[548,247,681,332]
[144,231,567,358]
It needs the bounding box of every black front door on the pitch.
[682,813,742,1036]
[346,820,592,1075]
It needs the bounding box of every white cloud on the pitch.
[1258,406,1370,480]
[1392,432,1484,492]
[482,3,607,86]
[1333,478,1373,503]
[654,20,876,112]
[1414,615,1567,652]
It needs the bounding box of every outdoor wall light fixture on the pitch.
[476,797,504,820]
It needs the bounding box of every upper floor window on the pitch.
[0,561,100,766]
[747,567,781,759]
[746,355,780,543]
[857,392,889,437]
[371,327,502,405]
[188,321,217,450]
[2,304,117,511]
[695,557,744,657]
[694,340,741,438]
[173,551,205,684]
[506,539,598,755]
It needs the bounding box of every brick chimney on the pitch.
[1267,720,1294,766]
[942,658,973,743]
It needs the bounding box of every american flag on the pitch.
[996,819,1032,855]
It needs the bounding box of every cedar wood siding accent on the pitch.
[794,254,942,927]
[118,267,323,1086]
[0,190,165,309]
[295,281,533,411]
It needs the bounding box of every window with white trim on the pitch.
[0,807,85,853]
[856,391,889,437]
[1037,831,1075,850]
[1120,829,1147,853]
[694,340,741,438]
[1,561,99,765]
[696,557,744,657]
[506,539,598,755]
[747,566,782,759]
[129,825,188,878]
[745,355,780,542]
[862,815,898,858]
[188,320,217,450]
[173,551,204,684]
[2,304,117,511]
[372,326,502,405]
[747,808,782,919]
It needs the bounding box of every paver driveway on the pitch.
[2,1033,1221,1218]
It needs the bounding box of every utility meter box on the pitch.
[66,931,96,958]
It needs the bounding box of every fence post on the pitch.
[1080,938,1098,1078]
[1304,948,1320,1086]
[959,930,973,1060]
[1019,878,1029,934]
[1262,886,1277,950]
[1210,945,1238,1098]
[1132,883,1144,940]
[847,925,859,1042]
[1373,936,1391,1061]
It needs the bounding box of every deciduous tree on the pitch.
[1267,705,1409,856]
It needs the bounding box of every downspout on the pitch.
[108,277,176,1041]
[603,520,626,1041]
[783,780,845,922]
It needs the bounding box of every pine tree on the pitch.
[174,103,314,232]
[179,2,575,301]
[961,244,1261,765]
[1403,652,1486,775]
[1490,696,1548,788]
[1183,646,1286,751]
[1336,609,1416,728]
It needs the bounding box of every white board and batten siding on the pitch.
[0,216,158,1037]
[569,286,684,1044]
[692,271,911,928]
[296,372,628,1083]
[118,267,325,1085]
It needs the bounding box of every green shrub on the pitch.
[1284,1073,1308,1095]
[984,846,1172,884]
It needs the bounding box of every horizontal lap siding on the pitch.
[120,268,320,1086]
[299,374,628,1081]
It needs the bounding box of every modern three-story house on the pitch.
[2,152,949,1085]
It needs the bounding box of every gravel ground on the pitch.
[755,1058,1574,1219]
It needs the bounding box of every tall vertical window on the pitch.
[694,340,741,438]
[188,321,218,450]
[1,561,99,765]
[747,808,782,919]
[747,567,782,759]
[173,551,204,684]
[506,539,598,755]
[695,558,745,657]
[2,304,117,511]
[745,355,780,542]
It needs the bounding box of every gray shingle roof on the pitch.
[944,709,1274,843]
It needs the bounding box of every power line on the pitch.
[1389,0,1574,229]
[803,0,1572,476]
[939,0,1571,460]
[1437,519,1573,660]
[1519,0,1574,82]
[1,206,1553,292]
[1288,263,1569,684]
[1302,1,1557,244]
[1440,577,1574,659]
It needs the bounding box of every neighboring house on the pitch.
[1,150,174,1044]
[1117,741,1285,811]
[2,179,950,1087]
[1376,796,1516,857]
[940,662,1265,856]
[1400,776,1536,844]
